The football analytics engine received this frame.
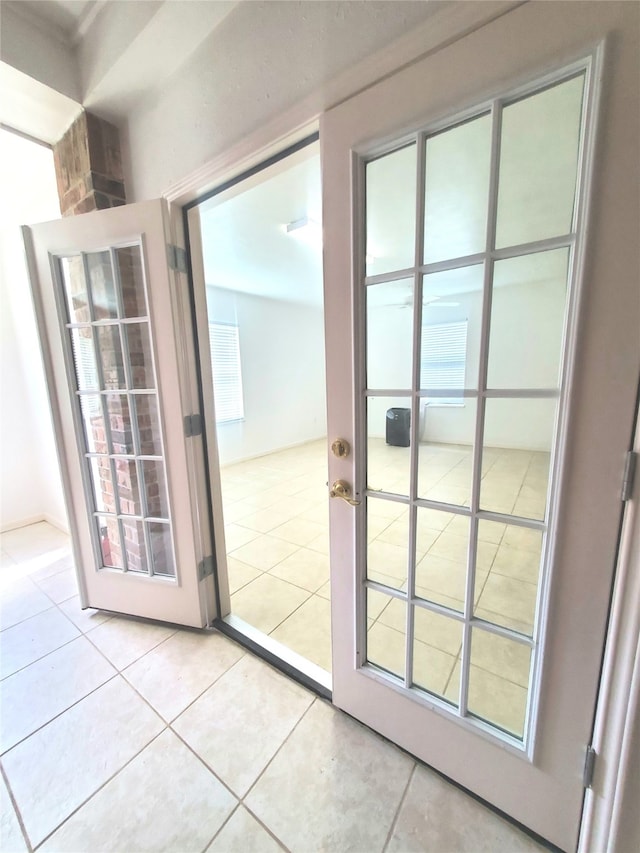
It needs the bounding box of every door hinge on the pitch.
[167,244,188,274]
[621,451,637,501]
[583,745,597,789]
[183,413,203,438]
[198,555,215,581]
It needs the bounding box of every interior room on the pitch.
[196,141,333,673]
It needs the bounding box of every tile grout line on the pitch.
[4,591,277,848]
[0,559,73,603]
[0,603,59,636]
[265,587,316,637]
[0,760,33,853]
[31,726,169,851]
[1,529,294,846]
[382,761,416,853]
[19,620,245,847]
[242,697,319,809]
[159,646,248,726]
[166,656,316,819]
[33,585,78,610]
[197,802,242,853]
[0,627,83,683]
[0,670,121,759]
[240,802,292,853]
[80,616,180,671]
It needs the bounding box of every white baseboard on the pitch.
[1,513,69,535]
[43,513,69,534]
[0,514,46,534]
[220,435,327,469]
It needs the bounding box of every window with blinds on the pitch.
[208,323,244,423]
[70,330,101,415]
[420,320,468,403]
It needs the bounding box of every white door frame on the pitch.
[580,389,640,852]
[159,1,639,847]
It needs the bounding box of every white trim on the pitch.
[0,513,67,535]
[579,397,640,853]
[218,435,328,470]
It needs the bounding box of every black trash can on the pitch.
[386,407,411,447]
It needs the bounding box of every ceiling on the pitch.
[201,143,323,307]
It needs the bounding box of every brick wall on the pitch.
[53,111,126,217]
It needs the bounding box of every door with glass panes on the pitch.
[25,199,214,627]
[322,2,638,850]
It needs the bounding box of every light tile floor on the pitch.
[0,522,544,852]
[221,438,549,736]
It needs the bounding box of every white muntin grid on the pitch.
[353,54,600,754]
[53,241,177,580]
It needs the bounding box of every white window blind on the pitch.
[71,331,101,416]
[420,320,468,402]
[208,323,244,423]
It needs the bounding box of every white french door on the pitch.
[322,2,638,850]
[25,200,214,627]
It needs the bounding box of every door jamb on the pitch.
[579,382,640,852]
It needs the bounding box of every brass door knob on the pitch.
[329,480,360,506]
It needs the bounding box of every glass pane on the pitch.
[475,520,543,636]
[89,457,115,514]
[366,144,416,276]
[148,522,175,577]
[69,327,99,391]
[421,265,483,395]
[424,114,491,263]
[495,75,585,249]
[142,460,170,518]
[367,397,411,496]
[121,518,149,574]
[468,628,532,738]
[488,249,569,389]
[125,322,155,389]
[87,251,117,320]
[415,509,471,611]
[366,589,405,679]
[79,396,106,454]
[97,515,123,570]
[115,458,142,516]
[367,498,409,590]
[116,246,147,318]
[106,394,134,455]
[481,519,543,583]
[412,607,462,703]
[60,256,90,323]
[418,399,476,506]
[133,394,163,456]
[96,325,125,389]
[481,398,556,520]
[366,278,413,390]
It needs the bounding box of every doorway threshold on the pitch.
[213,613,332,700]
